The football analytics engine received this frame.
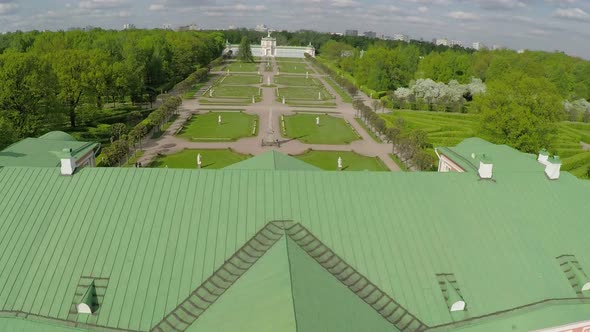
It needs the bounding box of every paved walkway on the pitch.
[138,57,400,171]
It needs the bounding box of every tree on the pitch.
[412,150,435,171]
[111,123,128,140]
[474,73,562,153]
[237,37,254,63]
[0,116,15,149]
[50,49,103,128]
[0,52,57,137]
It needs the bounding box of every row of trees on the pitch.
[305,54,359,97]
[352,98,435,170]
[0,29,225,148]
[100,96,183,166]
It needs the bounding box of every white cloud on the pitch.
[149,4,166,11]
[0,2,18,15]
[448,11,479,20]
[79,0,128,9]
[418,6,429,13]
[476,0,526,10]
[331,0,360,8]
[553,7,590,20]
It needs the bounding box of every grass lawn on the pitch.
[283,113,359,144]
[276,57,306,62]
[220,74,261,85]
[381,110,590,179]
[277,87,332,101]
[295,150,389,171]
[209,85,260,98]
[274,76,320,86]
[150,149,251,169]
[226,62,259,72]
[178,111,257,141]
[277,62,309,73]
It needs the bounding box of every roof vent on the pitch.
[544,156,561,180]
[76,281,98,314]
[436,273,467,312]
[472,153,493,179]
[537,149,549,165]
[557,255,590,296]
[60,148,76,176]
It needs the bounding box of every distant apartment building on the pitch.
[450,40,463,47]
[472,42,485,50]
[162,24,172,30]
[363,31,377,38]
[435,38,449,46]
[123,23,136,30]
[228,25,237,30]
[517,49,526,54]
[393,34,409,42]
[345,29,358,36]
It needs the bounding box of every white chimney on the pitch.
[537,149,549,165]
[476,154,493,179]
[60,148,76,176]
[544,156,561,180]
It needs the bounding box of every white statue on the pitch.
[338,157,343,170]
[267,77,271,85]
[209,89,213,97]
[218,115,222,125]
[316,116,320,126]
[318,92,322,100]
[306,72,309,79]
[282,96,286,104]
[197,153,202,168]
[252,96,255,104]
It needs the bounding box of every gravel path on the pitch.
[138,58,401,171]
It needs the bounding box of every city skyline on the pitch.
[1,0,589,58]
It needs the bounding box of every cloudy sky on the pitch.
[1,0,589,58]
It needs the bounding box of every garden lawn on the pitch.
[277,87,332,101]
[150,149,251,169]
[295,150,389,171]
[220,74,261,85]
[381,110,590,179]
[277,62,309,73]
[226,62,259,72]
[179,111,257,141]
[210,85,260,98]
[274,76,320,86]
[283,113,359,144]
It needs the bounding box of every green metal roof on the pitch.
[0,136,98,167]
[39,131,78,142]
[437,137,541,175]
[224,150,320,171]
[0,144,590,331]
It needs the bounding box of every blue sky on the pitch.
[1,0,590,58]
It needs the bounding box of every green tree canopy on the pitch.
[474,73,563,152]
[238,36,254,63]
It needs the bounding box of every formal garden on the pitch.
[282,113,359,145]
[178,111,257,141]
[274,75,320,86]
[295,150,389,171]
[226,61,260,73]
[276,61,309,74]
[220,74,262,85]
[150,148,251,169]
